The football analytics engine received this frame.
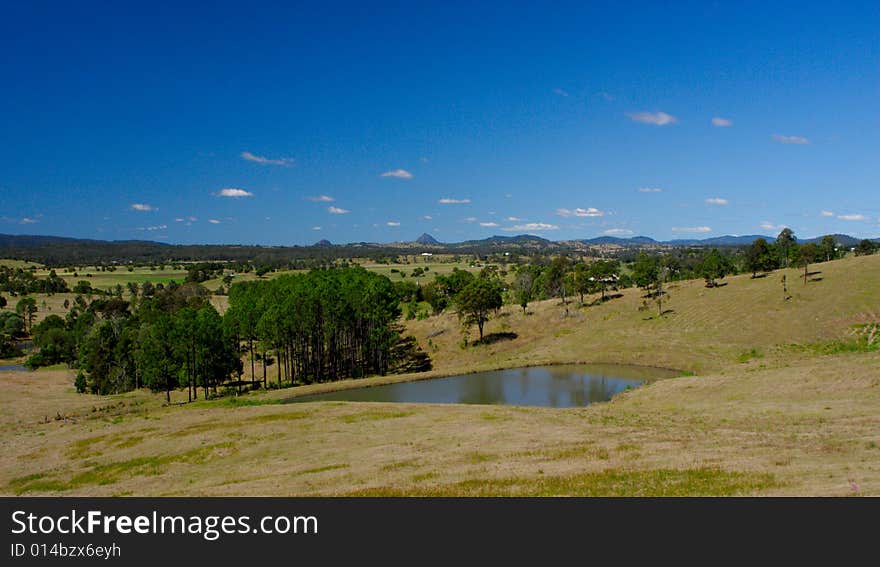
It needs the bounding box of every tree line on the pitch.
[18,267,415,401]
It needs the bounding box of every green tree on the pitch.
[513,267,536,314]
[543,257,571,304]
[135,314,179,403]
[589,260,620,302]
[632,253,659,290]
[856,239,875,256]
[570,263,592,305]
[795,242,820,284]
[744,238,776,277]
[28,315,76,367]
[699,249,732,288]
[15,296,37,332]
[819,235,837,262]
[455,278,503,342]
[776,228,796,268]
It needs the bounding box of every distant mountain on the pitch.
[456,234,555,249]
[0,234,163,248]
[667,235,773,246]
[802,234,861,247]
[415,233,440,245]
[3,231,878,267]
[578,234,775,247]
[580,236,658,246]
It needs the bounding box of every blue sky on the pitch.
[1,1,878,245]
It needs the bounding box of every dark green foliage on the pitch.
[698,249,733,288]
[72,280,94,295]
[632,253,659,290]
[0,311,24,358]
[513,265,538,313]
[425,269,475,314]
[541,256,571,303]
[744,238,777,277]
[793,242,820,284]
[0,311,25,339]
[856,239,876,256]
[231,267,405,385]
[185,262,226,283]
[15,296,37,332]
[588,260,620,302]
[27,315,76,367]
[135,313,179,402]
[776,228,796,267]
[819,235,837,262]
[0,266,69,295]
[455,277,503,342]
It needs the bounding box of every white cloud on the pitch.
[837,213,866,221]
[479,222,499,227]
[188,216,197,222]
[552,88,569,97]
[505,216,523,222]
[139,224,168,231]
[386,221,400,227]
[603,228,634,236]
[307,195,335,202]
[556,207,605,218]
[626,111,677,126]
[438,198,471,204]
[20,217,38,224]
[312,226,322,231]
[208,219,221,224]
[760,221,787,231]
[503,223,559,232]
[241,151,294,166]
[711,117,733,127]
[216,188,253,198]
[130,203,156,211]
[380,169,413,179]
[705,197,729,205]
[423,215,433,220]
[600,92,615,102]
[174,218,184,222]
[638,187,663,193]
[419,157,429,164]
[671,226,712,233]
[820,210,834,217]
[772,134,810,145]
[328,206,350,214]
[464,217,478,223]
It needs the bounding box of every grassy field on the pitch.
[1,254,878,496]
[0,259,44,269]
[35,266,187,291]
[199,258,481,291]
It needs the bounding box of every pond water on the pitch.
[0,364,28,372]
[285,364,680,408]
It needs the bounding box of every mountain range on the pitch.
[1,232,875,253]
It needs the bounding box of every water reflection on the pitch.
[286,364,679,408]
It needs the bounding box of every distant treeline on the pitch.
[2,232,876,268]
[14,267,422,400]
[0,234,527,267]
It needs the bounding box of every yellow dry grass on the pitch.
[0,253,878,496]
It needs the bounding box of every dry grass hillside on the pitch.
[0,253,878,496]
